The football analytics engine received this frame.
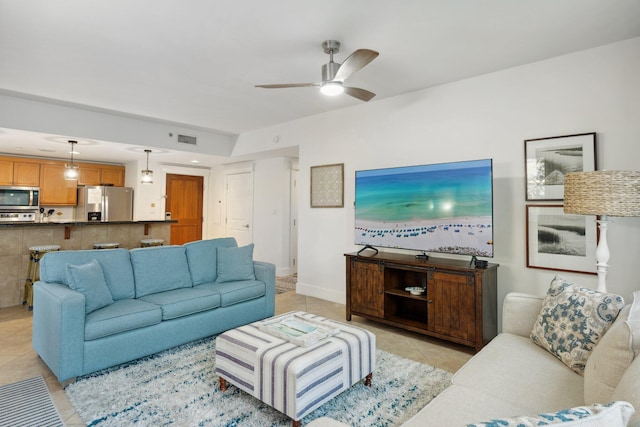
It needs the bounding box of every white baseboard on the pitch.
[295,281,346,305]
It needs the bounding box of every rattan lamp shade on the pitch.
[564,171,640,217]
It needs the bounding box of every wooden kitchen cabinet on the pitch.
[0,158,40,186]
[345,252,498,351]
[39,163,78,205]
[0,160,12,185]
[78,164,125,186]
[1,155,125,204]
[78,165,101,186]
[100,166,125,186]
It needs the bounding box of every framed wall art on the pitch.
[524,132,596,201]
[310,163,344,208]
[526,205,597,274]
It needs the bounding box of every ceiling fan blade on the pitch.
[344,86,376,102]
[255,83,318,88]
[333,49,379,82]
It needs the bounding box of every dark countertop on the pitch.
[0,220,177,227]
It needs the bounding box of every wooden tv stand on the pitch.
[345,251,498,352]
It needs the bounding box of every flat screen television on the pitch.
[354,159,494,257]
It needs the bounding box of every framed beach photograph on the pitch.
[526,205,597,274]
[524,132,596,201]
[310,163,344,208]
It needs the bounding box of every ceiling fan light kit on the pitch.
[320,82,344,96]
[255,40,379,101]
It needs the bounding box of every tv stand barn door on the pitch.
[345,252,498,352]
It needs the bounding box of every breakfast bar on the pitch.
[0,220,174,308]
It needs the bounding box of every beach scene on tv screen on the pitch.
[355,160,494,257]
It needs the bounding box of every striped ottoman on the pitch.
[216,311,376,426]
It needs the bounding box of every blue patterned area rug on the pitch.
[65,336,452,427]
[275,275,297,294]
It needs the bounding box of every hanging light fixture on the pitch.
[141,149,153,184]
[64,140,79,180]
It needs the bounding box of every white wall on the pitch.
[235,37,640,312]
[208,157,295,275]
[253,157,294,275]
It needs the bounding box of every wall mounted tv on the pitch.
[354,159,494,257]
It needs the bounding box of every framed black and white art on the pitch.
[524,132,596,201]
[526,205,597,274]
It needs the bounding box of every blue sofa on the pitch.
[32,238,276,383]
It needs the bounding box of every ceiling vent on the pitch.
[177,134,197,145]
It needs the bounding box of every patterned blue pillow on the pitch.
[530,276,624,375]
[466,401,634,427]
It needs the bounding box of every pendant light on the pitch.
[64,140,79,180]
[141,149,153,184]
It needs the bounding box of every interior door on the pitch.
[166,174,203,245]
[225,172,253,246]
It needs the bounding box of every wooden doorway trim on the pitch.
[166,174,204,245]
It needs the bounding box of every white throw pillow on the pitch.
[585,290,640,405]
[465,401,635,427]
[584,305,633,404]
[530,276,624,375]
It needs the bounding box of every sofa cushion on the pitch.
[184,237,238,285]
[215,244,256,283]
[402,384,532,427]
[139,287,221,320]
[584,302,636,405]
[195,280,265,307]
[65,259,114,314]
[40,249,135,300]
[85,299,162,341]
[466,401,635,427]
[130,246,193,298]
[453,333,584,413]
[612,356,640,427]
[530,275,624,375]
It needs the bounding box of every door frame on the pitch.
[165,173,204,245]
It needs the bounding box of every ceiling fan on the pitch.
[255,40,379,102]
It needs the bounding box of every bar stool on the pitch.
[140,239,164,248]
[93,242,120,249]
[23,244,61,310]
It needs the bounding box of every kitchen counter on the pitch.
[0,220,174,308]
[0,219,176,227]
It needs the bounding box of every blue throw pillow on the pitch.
[215,244,256,283]
[65,259,114,314]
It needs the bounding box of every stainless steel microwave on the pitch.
[0,186,40,209]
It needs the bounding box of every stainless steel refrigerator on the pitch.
[77,186,134,222]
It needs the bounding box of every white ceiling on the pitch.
[1,0,639,167]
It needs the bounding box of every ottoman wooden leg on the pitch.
[219,376,228,391]
[292,419,301,427]
[364,372,373,387]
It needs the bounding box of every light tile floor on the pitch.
[0,291,473,426]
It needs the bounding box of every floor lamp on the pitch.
[563,171,640,293]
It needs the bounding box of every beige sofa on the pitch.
[403,291,640,426]
[309,288,639,426]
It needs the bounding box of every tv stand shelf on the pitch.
[345,251,498,351]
